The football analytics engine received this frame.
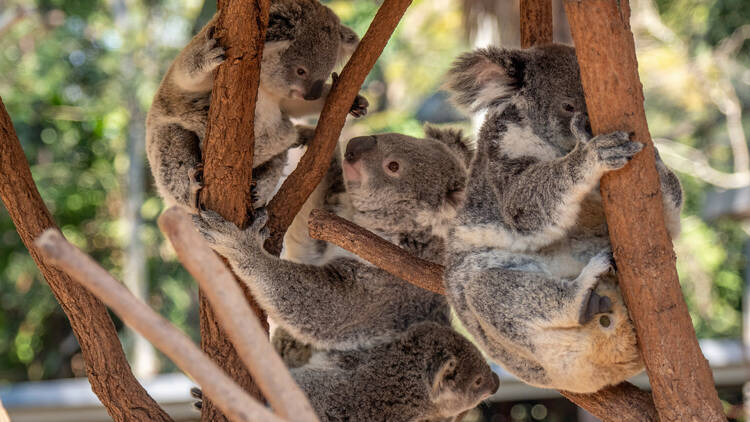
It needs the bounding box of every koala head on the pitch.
[262,0,359,100]
[404,323,499,418]
[341,126,474,232]
[446,44,587,154]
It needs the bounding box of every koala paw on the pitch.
[575,249,615,324]
[294,125,316,147]
[349,94,369,118]
[188,163,204,212]
[570,112,592,143]
[588,131,644,171]
[190,387,203,410]
[194,25,226,74]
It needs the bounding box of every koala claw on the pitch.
[190,387,203,410]
[349,95,369,118]
[578,290,613,325]
[188,164,204,211]
[590,131,644,171]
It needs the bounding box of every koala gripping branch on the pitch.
[564,0,725,420]
[0,98,173,421]
[307,209,657,422]
[198,0,270,420]
[263,0,414,256]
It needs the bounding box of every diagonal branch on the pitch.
[159,207,318,422]
[263,0,414,255]
[307,209,657,422]
[35,229,285,422]
[0,97,173,422]
[564,0,725,419]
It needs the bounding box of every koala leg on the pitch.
[148,123,203,209]
[654,148,683,238]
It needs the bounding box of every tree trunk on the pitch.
[520,0,553,47]
[197,0,270,420]
[564,0,725,420]
[0,98,173,422]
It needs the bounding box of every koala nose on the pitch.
[304,79,325,100]
[489,372,500,393]
[345,136,377,162]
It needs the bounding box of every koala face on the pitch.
[263,0,359,100]
[407,323,499,418]
[446,44,588,154]
[341,128,473,220]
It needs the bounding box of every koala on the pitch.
[192,322,499,422]
[192,127,475,350]
[146,0,368,210]
[440,44,683,393]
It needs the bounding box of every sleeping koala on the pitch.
[193,322,498,422]
[192,127,475,350]
[146,0,367,210]
[441,44,683,393]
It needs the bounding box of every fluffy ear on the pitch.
[444,47,526,112]
[265,1,302,42]
[430,356,457,396]
[424,125,475,168]
[338,25,359,58]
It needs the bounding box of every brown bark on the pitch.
[197,0,270,419]
[35,230,284,422]
[564,1,725,420]
[159,207,318,422]
[306,209,658,420]
[0,98,172,422]
[263,0,414,255]
[520,0,553,48]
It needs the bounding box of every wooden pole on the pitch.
[263,0,414,255]
[307,209,657,421]
[197,0,270,419]
[0,98,173,422]
[520,0,553,48]
[564,0,724,420]
[35,230,285,422]
[159,207,318,422]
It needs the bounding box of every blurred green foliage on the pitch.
[0,0,747,384]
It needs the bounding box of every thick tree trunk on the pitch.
[520,0,553,48]
[264,0,414,255]
[306,209,658,421]
[564,0,725,420]
[197,0,270,420]
[0,98,173,422]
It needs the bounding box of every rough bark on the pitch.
[306,209,658,420]
[35,230,284,422]
[520,0,553,48]
[159,207,318,422]
[263,0,414,255]
[197,0,270,419]
[564,1,725,420]
[0,98,173,422]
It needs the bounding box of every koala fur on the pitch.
[441,44,683,393]
[146,0,366,210]
[192,127,475,350]
[293,322,499,422]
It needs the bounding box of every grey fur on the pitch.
[442,44,683,393]
[192,128,475,350]
[146,0,366,210]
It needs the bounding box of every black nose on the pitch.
[345,136,377,162]
[489,372,500,393]
[304,79,325,100]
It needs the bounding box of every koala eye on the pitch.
[387,161,400,173]
[296,67,307,77]
[562,102,576,113]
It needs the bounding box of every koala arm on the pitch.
[654,149,683,238]
[146,123,203,209]
[169,16,224,93]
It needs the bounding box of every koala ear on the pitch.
[445,47,526,112]
[424,125,475,168]
[430,356,457,395]
[266,1,302,42]
[338,25,359,59]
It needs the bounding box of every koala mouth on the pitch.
[342,160,363,183]
[289,88,305,100]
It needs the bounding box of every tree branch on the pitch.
[0,396,10,422]
[564,0,725,420]
[520,0,553,48]
[306,209,657,421]
[35,229,285,422]
[158,207,318,422]
[197,0,270,419]
[263,0,414,255]
[0,97,173,422]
